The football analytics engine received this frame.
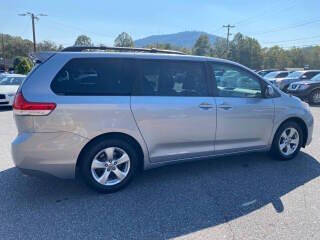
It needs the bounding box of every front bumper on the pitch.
[286,90,311,100]
[11,131,89,179]
[306,120,313,146]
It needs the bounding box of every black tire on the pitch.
[270,121,303,161]
[79,138,139,193]
[308,89,320,105]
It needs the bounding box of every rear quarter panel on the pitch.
[21,53,150,167]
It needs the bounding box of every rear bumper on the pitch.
[0,95,14,106]
[11,131,89,179]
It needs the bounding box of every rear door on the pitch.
[131,59,216,163]
[208,62,275,154]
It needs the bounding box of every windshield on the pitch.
[287,71,304,79]
[311,73,320,81]
[0,76,25,86]
[264,72,279,79]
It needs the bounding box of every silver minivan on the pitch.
[11,47,314,193]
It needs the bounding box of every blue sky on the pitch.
[1,0,319,48]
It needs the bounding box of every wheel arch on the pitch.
[76,132,145,174]
[274,117,308,147]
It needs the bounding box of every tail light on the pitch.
[13,92,56,116]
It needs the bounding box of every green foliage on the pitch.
[192,34,211,56]
[144,43,191,54]
[114,32,134,47]
[263,46,289,69]
[1,32,320,71]
[37,40,63,51]
[13,56,24,69]
[229,33,263,70]
[15,57,33,74]
[0,34,33,60]
[210,38,228,58]
[74,35,93,46]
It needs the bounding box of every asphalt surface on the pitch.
[0,106,319,240]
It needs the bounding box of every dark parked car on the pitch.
[287,73,320,104]
[277,70,320,91]
[256,69,279,77]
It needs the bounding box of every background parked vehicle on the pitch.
[277,70,320,91]
[0,74,26,107]
[264,71,289,85]
[256,69,280,77]
[287,73,320,104]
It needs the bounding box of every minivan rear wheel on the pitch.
[80,138,139,193]
[271,121,303,160]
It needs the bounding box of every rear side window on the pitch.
[134,60,208,96]
[51,58,134,95]
[304,71,320,79]
[277,72,288,78]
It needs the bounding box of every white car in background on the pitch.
[264,71,289,86]
[0,74,26,107]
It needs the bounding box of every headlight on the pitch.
[7,93,16,97]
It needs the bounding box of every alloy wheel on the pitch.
[312,91,320,104]
[278,127,299,156]
[91,147,131,186]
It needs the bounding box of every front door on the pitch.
[208,62,275,154]
[131,59,216,163]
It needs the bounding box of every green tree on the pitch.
[192,34,211,56]
[37,40,63,51]
[229,33,263,69]
[303,46,320,69]
[210,38,228,58]
[263,46,289,69]
[0,33,33,60]
[15,57,33,74]
[13,56,24,70]
[114,32,134,47]
[74,35,93,46]
[144,43,191,54]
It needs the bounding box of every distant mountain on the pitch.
[134,31,222,49]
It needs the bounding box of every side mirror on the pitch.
[265,85,275,98]
[301,75,307,79]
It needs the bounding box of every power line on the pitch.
[246,18,320,36]
[282,44,319,49]
[262,34,320,44]
[18,12,47,52]
[234,0,299,26]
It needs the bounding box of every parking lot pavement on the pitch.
[0,107,320,240]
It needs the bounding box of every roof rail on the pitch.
[61,46,186,55]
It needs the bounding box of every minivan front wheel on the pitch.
[271,121,303,160]
[80,138,139,193]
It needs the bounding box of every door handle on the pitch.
[199,102,214,109]
[218,104,232,110]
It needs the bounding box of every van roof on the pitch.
[33,50,235,64]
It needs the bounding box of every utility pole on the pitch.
[18,12,47,52]
[1,34,5,71]
[223,24,235,54]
